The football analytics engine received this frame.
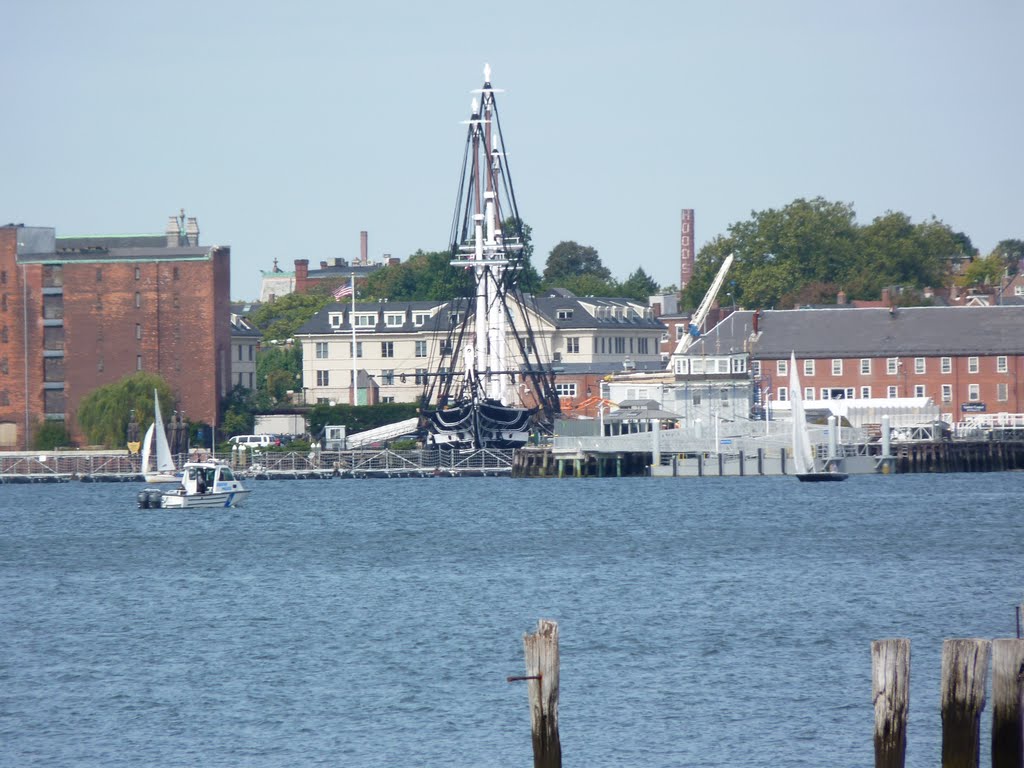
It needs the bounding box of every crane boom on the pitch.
[668,253,733,366]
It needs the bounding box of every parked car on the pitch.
[228,434,275,449]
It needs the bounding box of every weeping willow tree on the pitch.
[76,372,176,448]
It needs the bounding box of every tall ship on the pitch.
[420,65,560,449]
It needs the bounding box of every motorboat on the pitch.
[137,459,251,509]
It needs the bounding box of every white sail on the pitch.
[141,423,155,473]
[152,390,175,473]
[789,352,814,475]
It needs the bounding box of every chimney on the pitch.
[680,209,694,293]
[360,230,368,265]
[752,310,760,334]
[836,289,847,305]
[295,259,309,293]
[165,215,180,247]
[185,217,199,246]
[320,261,328,269]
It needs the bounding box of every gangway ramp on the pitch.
[345,417,420,449]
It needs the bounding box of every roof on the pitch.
[686,305,1024,359]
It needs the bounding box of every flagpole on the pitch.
[349,273,357,406]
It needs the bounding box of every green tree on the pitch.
[542,241,612,287]
[306,402,419,439]
[503,217,542,293]
[257,344,302,403]
[619,267,661,301]
[77,372,176,448]
[249,292,332,342]
[33,420,71,450]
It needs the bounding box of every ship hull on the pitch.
[424,399,535,449]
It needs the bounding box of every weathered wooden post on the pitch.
[872,638,910,768]
[990,638,1024,768]
[510,619,561,768]
[941,638,992,768]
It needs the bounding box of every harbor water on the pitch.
[2,473,1022,767]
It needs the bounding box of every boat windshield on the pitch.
[220,467,235,481]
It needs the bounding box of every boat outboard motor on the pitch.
[146,489,164,509]
[137,490,150,509]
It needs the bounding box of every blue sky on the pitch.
[3,0,1021,300]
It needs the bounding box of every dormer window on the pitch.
[354,313,376,327]
[385,313,404,327]
[330,314,342,328]
[556,309,573,320]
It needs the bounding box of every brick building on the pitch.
[0,216,232,449]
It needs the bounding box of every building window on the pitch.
[415,340,427,357]
[42,295,64,320]
[676,325,686,341]
[914,357,925,374]
[135,292,141,308]
[886,358,899,375]
[968,383,980,401]
[381,370,394,385]
[385,313,404,327]
[44,326,64,351]
[914,384,925,397]
[173,267,179,280]
[887,386,898,398]
[440,341,453,356]
[803,359,814,376]
[777,359,788,376]
[136,355,143,371]
[566,338,580,354]
[135,323,142,340]
[860,358,871,375]
[238,372,244,386]
[831,359,842,375]
[556,309,573,320]
[777,387,788,402]
[996,356,1007,373]
[997,382,1008,401]
[941,384,952,403]
[0,270,5,284]
[330,315,342,328]
[349,341,363,358]
[248,373,254,388]
[354,314,375,327]
[967,356,979,374]
[555,382,578,397]
[751,360,761,377]
[381,396,395,404]
[315,342,329,359]
[381,341,394,358]
[316,370,329,386]
[96,268,102,282]
[249,345,254,361]
[941,357,952,374]
[43,357,64,382]
[414,313,429,326]
[135,267,141,280]
[860,386,871,398]
[1,294,5,312]
[804,387,814,400]
[415,368,428,385]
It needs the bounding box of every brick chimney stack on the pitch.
[360,230,368,265]
[295,259,309,293]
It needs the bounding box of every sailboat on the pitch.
[419,65,559,449]
[789,352,847,482]
[140,389,179,483]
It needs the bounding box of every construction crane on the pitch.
[668,253,734,370]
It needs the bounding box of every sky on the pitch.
[3,0,1021,301]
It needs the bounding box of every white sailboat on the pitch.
[140,389,178,483]
[790,352,847,482]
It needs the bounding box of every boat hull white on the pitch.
[159,488,251,508]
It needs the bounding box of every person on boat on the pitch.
[196,470,207,494]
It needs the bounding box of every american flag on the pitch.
[333,282,353,300]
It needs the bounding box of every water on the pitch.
[1,473,1022,767]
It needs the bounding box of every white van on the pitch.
[228,434,274,449]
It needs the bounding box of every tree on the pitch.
[542,241,612,287]
[76,372,176,448]
[257,343,302,403]
[503,217,542,293]
[249,292,333,342]
[619,267,661,301]
[33,419,70,450]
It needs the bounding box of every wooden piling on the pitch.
[522,619,561,768]
[991,638,1024,768]
[941,638,992,768]
[873,638,910,768]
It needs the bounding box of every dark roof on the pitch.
[18,245,219,264]
[295,300,443,335]
[687,306,1024,359]
[57,234,167,250]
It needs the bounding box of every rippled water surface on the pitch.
[2,473,1022,767]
